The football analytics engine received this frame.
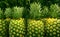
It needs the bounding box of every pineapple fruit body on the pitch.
[9,18,25,37]
[45,18,60,37]
[0,19,7,37]
[27,19,44,37]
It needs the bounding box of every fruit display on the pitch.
[0,0,60,37]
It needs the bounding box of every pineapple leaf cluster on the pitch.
[4,8,12,18]
[12,6,24,19]
[41,4,60,18]
[0,8,3,19]
[30,2,42,19]
[49,4,60,18]
[42,6,49,18]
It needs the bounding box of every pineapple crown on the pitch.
[12,6,24,19]
[30,2,42,19]
[0,8,3,19]
[42,6,49,18]
[4,8,12,18]
[49,4,60,18]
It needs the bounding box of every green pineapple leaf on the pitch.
[0,8,3,19]
[12,6,24,19]
[4,8,12,18]
[30,2,42,19]
[50,4,60,18]
[42,6,49,18]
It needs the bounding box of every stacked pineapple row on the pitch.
[0,2,60,37]
[28,2,60,37]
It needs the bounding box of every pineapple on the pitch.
[27,2,44,37]
[45,18,60,37]
[9,6,25,37]
[0,19,7,37]
[45,4,60,37]
[0,8,7,37]
[27,19,44,37]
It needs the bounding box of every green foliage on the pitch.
[0,0,60,8]
[50,4,60,18]
[30,0,43,3]
[42,6,49,18]
[0,0,60,19]
[41,0,60,6]
[50,0,59,3]
[7,0,17,7]
[17,0,24,6]
[0,8,3,19]
[30,2,42,19]
[0,1,9,8]
[12,6,24,19]
[4,8,12,18]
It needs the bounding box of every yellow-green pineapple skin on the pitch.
[27,19,44,37]
[45,18,60,37]
[9,18,25,37]
[0,19,7,37]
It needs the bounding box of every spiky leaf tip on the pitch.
[12,6,24,19]
[30,2,42,19]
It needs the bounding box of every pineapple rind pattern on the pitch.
[0,19,7,37]
[45,18,60,37]
[9,18,25,37]
[27,19,44,37]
